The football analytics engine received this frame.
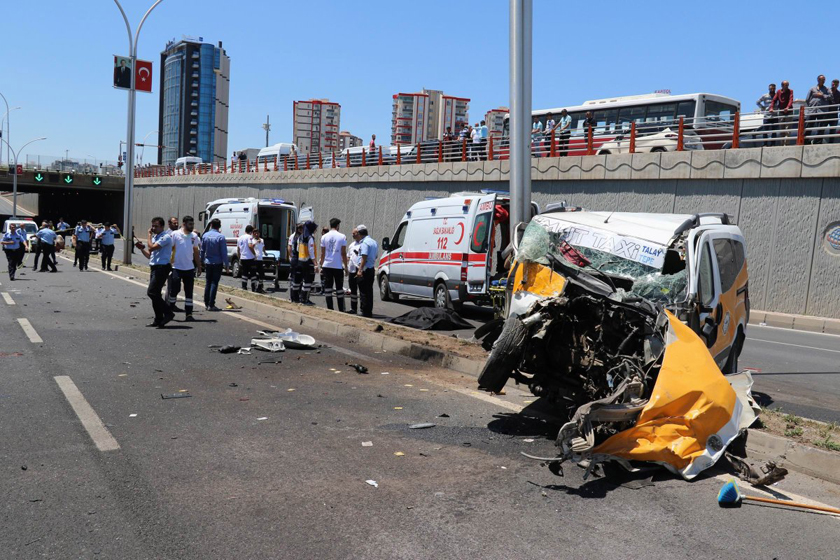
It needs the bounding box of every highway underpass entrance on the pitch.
[0,171,124,227]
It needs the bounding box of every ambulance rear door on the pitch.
[466,193,497,296]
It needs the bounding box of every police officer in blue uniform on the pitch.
[73,219,95,271]
[96,222,120,270]
[136,217,176,328]
[1,223,28,280]
[36,222,58,272]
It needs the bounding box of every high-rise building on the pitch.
[292,99,340,154]
[391,88,469,145]
[337,131,363,151]
[157,36,230,166]
[484,107,509,136]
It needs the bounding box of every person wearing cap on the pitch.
[354,224,378,318]
[2,223,28,280]
[319,218,348,312]
[72,219,95,271]
[288,220,317,304]
[95,222,120,271]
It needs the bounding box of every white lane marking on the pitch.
[17,318,42,343]
[746,337,840,355]
[54,376,120,452]
[751,323,840,339]
[1,292,15,305]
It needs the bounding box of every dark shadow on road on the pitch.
[752,391,774,407]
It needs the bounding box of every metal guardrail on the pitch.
[135,104,840,178]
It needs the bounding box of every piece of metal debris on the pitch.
[218,345,240,354]
[161,393,192,400]
[409,423,436,430]
[347,363,368,374]
[365,480,378,488]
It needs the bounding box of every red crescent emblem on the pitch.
[454,222,465,245]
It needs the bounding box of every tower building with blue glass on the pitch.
[157,36,230,166]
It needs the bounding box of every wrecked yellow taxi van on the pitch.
[478,211,756,479]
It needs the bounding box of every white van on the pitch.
[174,156,202,171]
[199,197,312,287]
[2,218,38,250]
[256,143,298,168]
[378,192,538,309]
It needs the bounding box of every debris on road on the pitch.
[218,345,240,354]
[347,363,368,374]
[224,298,242,310]
[129,414,137,418]
[409,423,436,430]
[256,329,316,349]
[161,393,192,400]
[257,417,268,421]
[717,479,840,515]
[390,307,472,331]
[237,348,252,355]
[437,413,450,418]
[365,480,378,488]
[394,452,405,457]
[361,441,373,447]
[251,338,285,352]
[258,359,282,365]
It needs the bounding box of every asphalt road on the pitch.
[2,254,840,558]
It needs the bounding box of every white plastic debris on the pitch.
[129,414,137,418]
[257,329,316,349]
[365,480,378,488]
[361,441,373,447]
[523,438,535,443]
[257,417,268,421]
[251,338,285,352]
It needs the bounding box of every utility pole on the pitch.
[509,0,532,241]
[113,0,164,265]
[262,115,271,147]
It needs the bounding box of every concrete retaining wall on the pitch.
[135,148,840,319]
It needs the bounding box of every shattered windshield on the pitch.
[517,218,687,304]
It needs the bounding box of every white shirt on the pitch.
[347,240,361,273]
[320,230,346,269]
[171,230,200,270]
[253,239,265,260]
[237,233,256,260]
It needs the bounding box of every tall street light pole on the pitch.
[509,0,532,240]
[113,0,163,265]
[1,106,21,167]
[0,92,10,166]
[139,129,158,166]
[0,136,47,218]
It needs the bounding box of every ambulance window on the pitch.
[713,238,738,293]
[698,243,715,307]
[470,212,492,253]
[391,222,408,250]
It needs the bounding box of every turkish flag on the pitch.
[135,59,153,93]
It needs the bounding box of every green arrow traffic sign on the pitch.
[63,174,73,185]
[34,172,45,182]
[92,176,102,186]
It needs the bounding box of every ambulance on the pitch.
[199,198,312,287]
[378,192,538,310]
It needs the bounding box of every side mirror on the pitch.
[382,237,390,252]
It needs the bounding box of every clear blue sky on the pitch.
[1,0,836,164]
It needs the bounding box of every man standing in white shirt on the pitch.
[345,228,362,314]
[237,225,258,292]
[319,218,348,312]
[252,228,267,294]
[166,215,201,321]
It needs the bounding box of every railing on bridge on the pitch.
[1,155,125,177]
[135,103,840,178]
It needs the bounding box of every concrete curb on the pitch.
[750,310,840,335]
[104,261,840,485]
[745,430,840,486]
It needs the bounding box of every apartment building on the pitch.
[484,107,509,136]
[337,131,363,151]
[391,88,469,145]
[293,99,340,154]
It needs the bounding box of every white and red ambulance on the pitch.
[378,192,538,310]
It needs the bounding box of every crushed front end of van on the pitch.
[477,214,760,480]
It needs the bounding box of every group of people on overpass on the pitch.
[756,74,840,145]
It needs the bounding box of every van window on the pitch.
[714,238,742,293]
[698,243,715,306]
[470,212,492,253]
[390,222,408,251]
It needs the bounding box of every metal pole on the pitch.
[1,137,46,218]
[114,0,164,265]
[0,91,9,166]
[509,0,532,240]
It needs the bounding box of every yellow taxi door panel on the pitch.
[708,235,748,362]
[693,233,722,354]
